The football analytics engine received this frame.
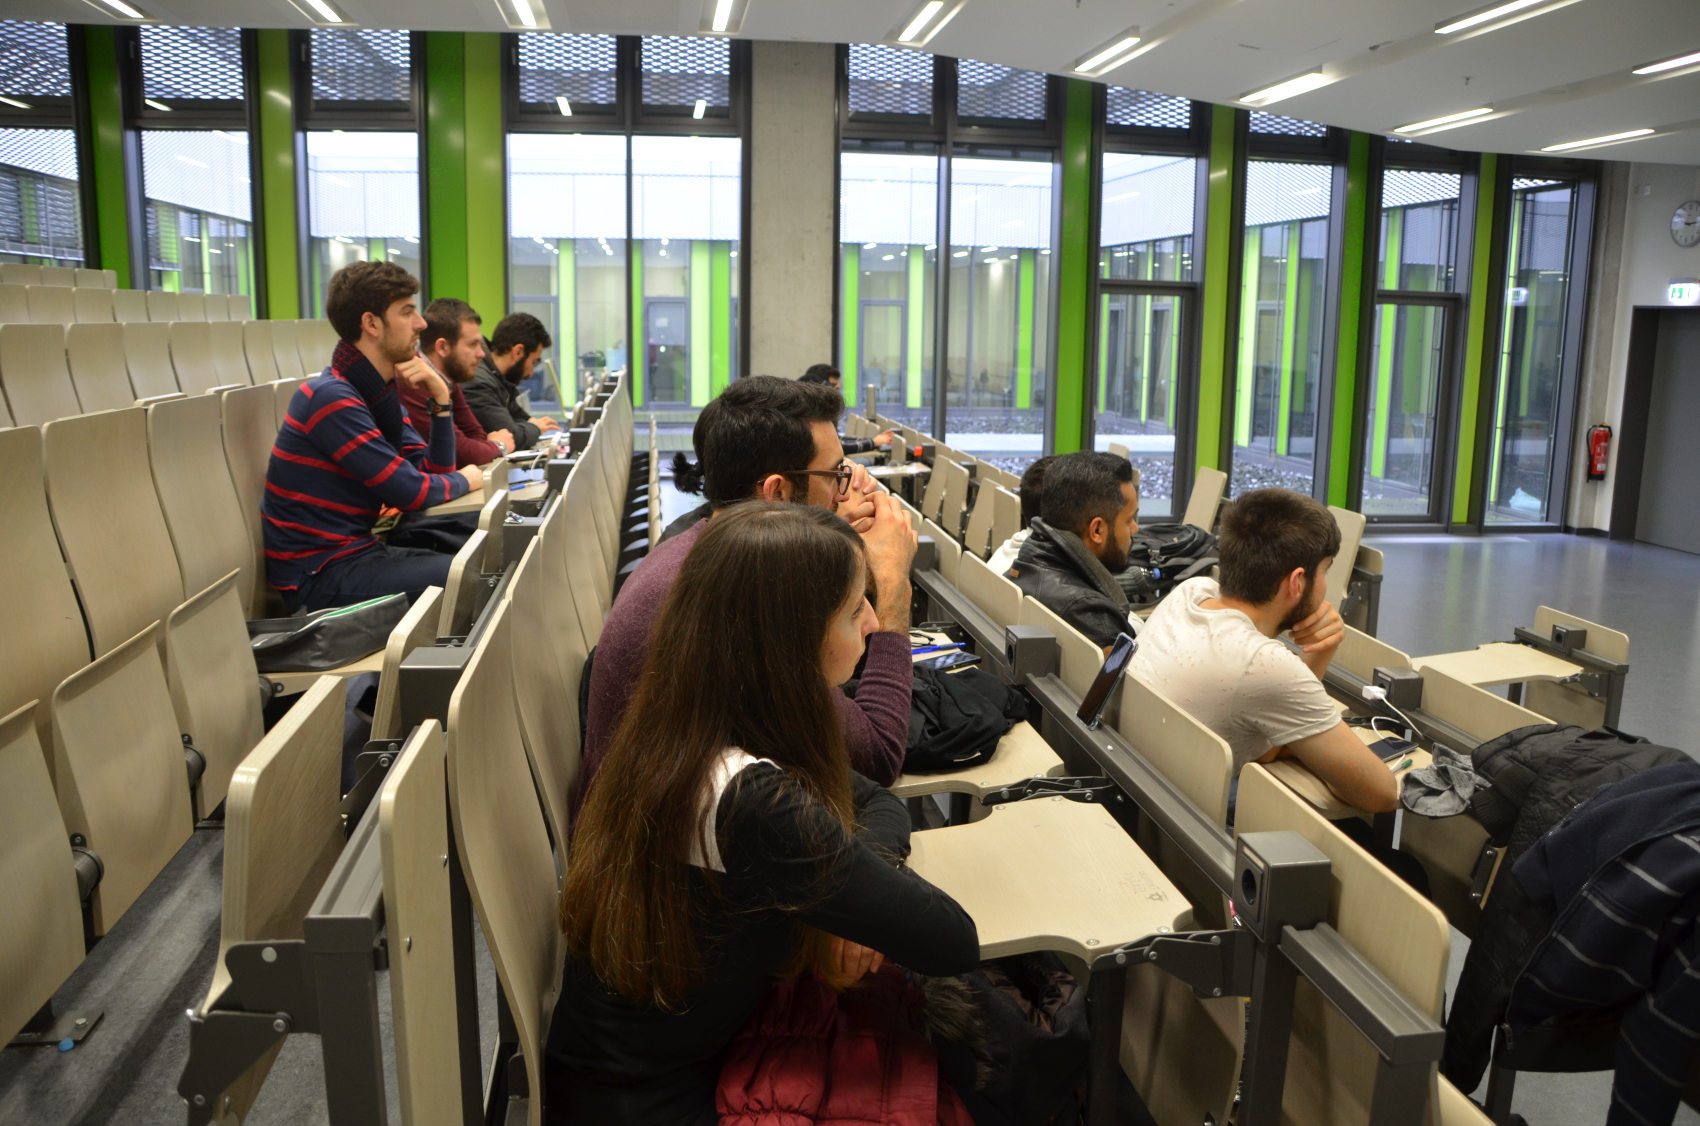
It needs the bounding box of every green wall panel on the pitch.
[1327,132,1370,509]
[1051,78,1093,456]
[841,248,859,405]
[690,240,711,406]
[711,243,732,395]
[82,27,129,286]
[630,243,644,406]
[463,34,506,319]
[423,33,469,304]
[1197,104,1238,471]
[254,29,299,319]
[1453,153,1499,524]
[905,247,924,409]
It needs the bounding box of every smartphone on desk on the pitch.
[1077,632,1138,729]
[916,649,982,673]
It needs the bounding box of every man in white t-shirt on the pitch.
[1128,487,1397,813]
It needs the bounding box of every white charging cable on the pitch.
[1360,683,1421,738]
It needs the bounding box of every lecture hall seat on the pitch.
[71,285,115,323]
[0,322,82,426]
[123,321,182,401]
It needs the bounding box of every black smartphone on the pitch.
[917,649,982,672]
[1077,632,1138,729]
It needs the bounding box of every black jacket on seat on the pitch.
[1004,519,1129,650]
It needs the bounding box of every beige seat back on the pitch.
[274,374,298,421]
[378,721,465,1126]
[72,286,115,323]
[962,481,996,560]
[51,622,194,934]
[26,285,76,326]
[934,457,972,537]
[1334,625,1411,684]
[445,601,561,1126]
[476,488,511,571]
[147,393,255,609]
[75,269,110,289]
[921,516,961,586]
[1524,606,1630,728]
[1182,465,1228,530]
[66,323,135,413]
[123,321,180,400]
[0,702,86,1046]
[438,530,493,639]
[168,321,222,396]
[207,321,253,386]
[369,586,445,743]
[1236,763,1451,1126]
[509,531,586,870]
[1,263,43,286]
[202,294,230,321]
[200,674,345,1120]
[144,290,179,322]
[0,283,29,323]
[958,550,1022,628]
[1018,595,1111,698]
[40,266,76,287]
[991,484,1020,549]
[269,320,302,379]
[164,572,266,820]
[0,428,93,758]
[294,319,325,376]
[111,288,148,322]
[562,458,613,632]
[1324,505,1366,611]
[175,292,207,321]
[220,384,280,616]
[0,323,80,425]
[43,407,185,657]
[1117,671,1234,825]
[243,321,281,385]
[229,294,253,321]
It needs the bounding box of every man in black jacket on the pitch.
[463,312,561,449]
[1006,451,1139,653]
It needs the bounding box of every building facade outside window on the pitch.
[0,22,84,267]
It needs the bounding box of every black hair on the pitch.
[671,376,844,508]
[1017,455,1056,528]
[420,297,480,354]
[1039,452,1134,537]
[799,364,840,386]
[1216,488,1342,603]
[491,312,552,357]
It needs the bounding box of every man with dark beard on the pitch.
[1006,451,1142,652]
[397,297,515,467]
[1127,487,1397,813]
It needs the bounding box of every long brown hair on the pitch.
[561,501,867,1007]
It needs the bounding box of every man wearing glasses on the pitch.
[577,375,919,813]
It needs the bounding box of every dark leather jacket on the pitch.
[462,353,542,449]
[1004,520,1130,650]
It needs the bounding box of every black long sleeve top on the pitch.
[543,766,979,1125]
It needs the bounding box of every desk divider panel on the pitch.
[957,551,1022,629]
[1325,506,1366,612]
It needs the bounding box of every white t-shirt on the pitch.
[1126,576,1339,772]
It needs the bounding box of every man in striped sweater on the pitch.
[263,261,482,613]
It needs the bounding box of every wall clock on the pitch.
[1674,199,1700,247]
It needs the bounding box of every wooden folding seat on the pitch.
[438,530,495,640]
[39,266,76,287]
[122,321,181,400]
[269,320,302,380]
[195,675,345,1120]
[2,263,43,286]
[1181,466,1228,530]
[0,323,81,425]
[162,572,267,821]
[446,601,562,1126]
[508,530,585,869]
[293,319,326,375]
[71,286,114,323]
[921,516,961,586]
[1018,595,1112,695]
[0,428,93,759]
[368,587,445,743]
[50,622,194,934]
[378,721,466,1126]
[168,321,223,395]
[274,376,299,426]
[957,551,1022,627]
[962,478,997,560]
[202,294,230,321]
[144,290,179,322]
[562,459,613,634]
[74,268,111,289]
[219,384,280,617]
[174,292,207,321]
[25,285,76,326]
[206,321,252,386]
[0,282,29,323]
[1325,505,1367,611]
[228,294,253,321]
[242,320,281,384]
[149,358,262,585]
[43,406,185,658]
[0,701,86,1047]
[111,288,148,323]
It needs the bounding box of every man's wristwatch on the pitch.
[428,398,452,416]
[492,438,508,455]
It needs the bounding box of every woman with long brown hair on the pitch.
[544,501,979,1124]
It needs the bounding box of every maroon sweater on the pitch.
[578,518,913,809]
[396,375,502,468]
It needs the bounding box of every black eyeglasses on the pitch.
[786,461,854,496]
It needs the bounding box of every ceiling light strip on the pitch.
[1240,71,1332,107]
[1632,49,1700,76]
[1434,0,1547,35]
[1394,106,1493,134]
[92,0,148,17]
[888,0,967,47]
[1072,29,1143,76]
[1541,127,1654,152]
[301,0,344,22]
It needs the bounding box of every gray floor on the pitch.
[1370,531,1700,1126]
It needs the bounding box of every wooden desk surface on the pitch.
[432,477,549,516]
[1410,642,1581,688]
[867,462,931,479]
[908,797,1189,961]
[1261,724,1428,818]
[268,648,385,696]
[889,721,1063,800]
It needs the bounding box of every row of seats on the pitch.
[0,264,116,289]
[0,284,253,327]
[0,318,337,428]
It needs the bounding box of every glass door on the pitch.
[859,300,906,414]
[1093,285,1193,519]
[1359,298,1458,520]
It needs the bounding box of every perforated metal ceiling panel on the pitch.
[140,26,245,103]
[847,43,932,119]
[957,59,1045,123]
[1105,87,1190,131]
[1248,111,1327,138]
[311,29,411,103]
[640,36,729,110]
[0,21,72,99]
[517,33,617,110]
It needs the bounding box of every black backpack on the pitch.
[1117,522,1218,606]
[902,664,1028,774]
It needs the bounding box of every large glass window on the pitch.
[303,132,420,314]
[839,146,938,431]
[1378,169,1461,292]
[1232,159,1332,497]
[0,22,83,267]
[1487,177,1582,523]
[943,155,1052,468]
[140,130,254,296]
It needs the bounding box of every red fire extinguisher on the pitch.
[1586,424,1611,481]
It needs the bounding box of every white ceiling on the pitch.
[18,0,1700,165]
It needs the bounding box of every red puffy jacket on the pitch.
[717,965,974,1126]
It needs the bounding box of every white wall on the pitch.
[1570,161,1700,532]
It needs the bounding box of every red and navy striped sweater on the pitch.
[262,340,471,597]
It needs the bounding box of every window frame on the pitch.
[0,21,95,270]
